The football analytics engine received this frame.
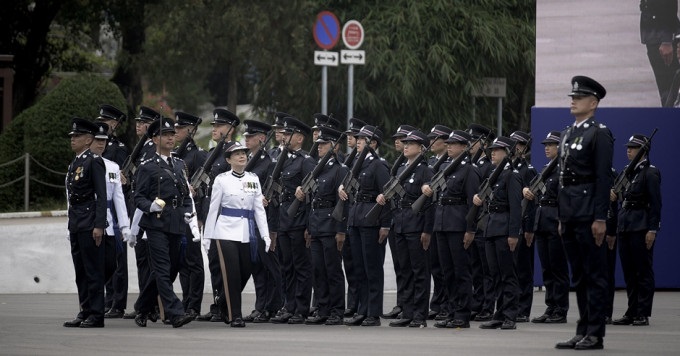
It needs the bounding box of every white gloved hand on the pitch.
[184,212,195,224]
[150,202,163,212]
[263,236,272,252]
[124,232,137,248]
[202,238,211,252]
[191,227,201,242]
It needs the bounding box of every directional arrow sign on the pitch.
[340,50,366,65]
[314,51,339,66]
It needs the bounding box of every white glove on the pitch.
[150,202,163,212]
[202,238,211,251]
[184,212,195,224]
[124,231,137,248]
[191,227,201,242]
[263,235,272,252]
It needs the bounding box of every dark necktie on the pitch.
[167,157,173,168]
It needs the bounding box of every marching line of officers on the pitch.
[63,75,661,351]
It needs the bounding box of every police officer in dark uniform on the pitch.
[269,117,316,324]
[555,76,613,350]
[508,130,538,323]
[96,104,128,167]
[132,117,197,328]
[466,123,497,322]
[426,124,452,321]
[381,130,434,328]
[63,118,108,328]
[340,125,390,327]
[611,134,662,326]
[173,111,207,319]
[640,0,680,106]
[474,136,523,330]
[195,108,240,322]
[524,131,570,324]
[242,119,284,323]
[297,127,348,325]
[426,130,481,329]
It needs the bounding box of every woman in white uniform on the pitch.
[203,141,271,327]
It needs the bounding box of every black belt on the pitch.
[439,196,466,205]
[68,196,94,205]
[355,193,377,203]
[560,175,595,186]
[539,198,557,207]
[622,200,647,210]
[160,198,180,209]
[398,200,414,208]
[488,204,509,213]
[312,200,335,209]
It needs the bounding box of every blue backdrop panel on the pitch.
[531,107,679,288]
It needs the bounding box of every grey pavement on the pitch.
[0,291,679,355]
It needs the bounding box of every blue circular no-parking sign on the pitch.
[313,11,340,50]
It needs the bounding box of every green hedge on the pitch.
[0,73,127,212]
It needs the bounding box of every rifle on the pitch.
[174,122,201,158]
[244,130,274,172]
[465,141,517,229]
[189,125,234,199]
[470,132,492,164]
[331,141,373,222]
[512,136,532,169]
[262,133,294,205]
[430,153,449,172]
[308,141,320,159]
[287,133,347,217]
[390,153,405,176]
[520,156,558,216]
[343,146,358,166]
[612,128,657,198]
[411,138,479,214]
[121,133,149,181]
[364,138,437,224]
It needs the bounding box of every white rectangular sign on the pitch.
[472,77,507,98]
[340,50,366,65]
[314,51,339,66]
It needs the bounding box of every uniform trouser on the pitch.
[619,230,655,318]
[485,235,520,322]
[179,231,204,313]
[311,234,346,318]
[342,233,360,312]
[437,231,472,321]
[105,232,128,310]
[134,232,151,294]
[349,226,385,318]
[604,237,618,319]
[70,230,105,322]
[535,230,570,316]
[428,232,447,314]
[209,240,252,320]
[471,236,496,313]
[278,228,312,316]
[561,221,608,338]
[394,232,430,321]
[515,234,535,317]
[251,231,283,314]
[387,228,406,309]
[646,42,680,106]
[135,229,184,321]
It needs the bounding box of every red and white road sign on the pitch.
[342,20,364,50]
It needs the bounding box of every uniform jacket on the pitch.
[640,0,680,44]
[392,160,435,235]
[102,136,128,167]
[617,159,662,232]
[102,157,129,235]
[247,150,275,230]
[515,157,538,233]
[135,154,192,234]
[309,155,349,236]
[532,161,560,234]
[558,118,614,222]
[482,164,523,238]
[347,154,391,228]
[203,171,269,243]
[432,157,481,233]
[175,139,207,220]
[66,149,107,233]
[277,149,315,231]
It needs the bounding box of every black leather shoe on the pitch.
[409,319,426,328]
[271,311,293,324]
[134,313,148,327]
[381,306,402,319]
[325,315,344,325]
[479,320,503,329]
[389,318,412,327]
[288,313,306,324]
[531,313,550,323]
[172,314,193,328]
[243,310,261,323]
[448,319,470,328]
[195,312,214,321]
[545,314,567,324]
[231,317,246,327]
[253,311,272,323]
[434,320,451,328]
[122,310,138,319]
[344,314,366,326]
[474,311,493,322]
[80,318,104,328]
[574,335,603,350]
[343,308,356,317]
[633,316,649,326]
[515,315,529,323]
[434,312,449,321]
[185,309,199,320]
[105,308,124,319]
[63,318,84,327]
[500,319,516,330]
[361,316,381,326]
[612,315,634,325]
[305,315,328,325]
[555,335,584,349]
